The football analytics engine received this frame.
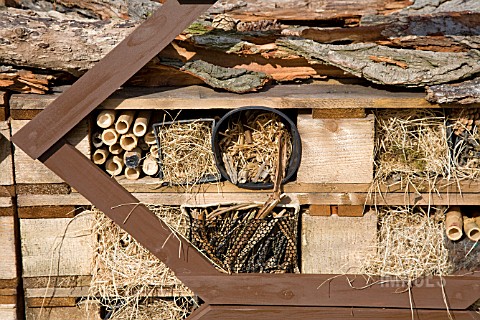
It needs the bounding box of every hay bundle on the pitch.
[185,204,298,274]
[103,298,195,320]
[218,111,293,184]
[374,109,450,189]
[156,120,219,186]
[362,206,452,281]
[88,205,194,320]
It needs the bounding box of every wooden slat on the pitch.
[0,216,17,283]
[312,108,366,119]
[11,120,90,184]
[0,91,7,122]
[302,211,376,274]
[11,0,216,160]
[0,305,16,320]
[23,276,91,289]
[181,274,480,309]
[296,115,374,184]
[0,122,13,187]
[189,305,480,320]
[10,84,443,118]
[18,206,80,219]
[26,303,100,320]
[337,205,365,217]
[20,214,95,277]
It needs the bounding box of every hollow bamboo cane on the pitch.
[92,132,103,148]
[101,127,119,146]
[445,206,463,241]
[138,138,149,151]
[125,167,141,180]
[109,143,123,155]
[96,110,116,129]
[120,130,138,152]
[115,111,136,135]
[150,145,159,158]
[464,217,480,241]
[124,147,142,168]
[92,148,109,165]
[105,155,124,176]
[144,131,157,145]
[133,111,152,137]
[142,156,159,176]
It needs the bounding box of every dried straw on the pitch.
[218,111,293,184]
[374,109,450,192]
[102,298,196,320]
[157,120,219,187]
[362,206,453,281]
[87,205,194,320]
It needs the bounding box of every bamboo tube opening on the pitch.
[125,167,141,180]
[150,145,159,158]
[133,111,151,137]
[105,156,124,176]
[445,206,463,241]
[142,156,159,176]
[120,132,138,151]
[115,111,136,135]
[97,110,116,129]
[124,148,142,168]
[144,131,157,145]
[92,132,103,148]
[138,138,149,151]
[102,128,119,146]
[93,148,109,165]
[109,143,123,155]
[464,217,480,241]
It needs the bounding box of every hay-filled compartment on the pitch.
[182,203,299,274]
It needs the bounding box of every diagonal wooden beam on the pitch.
[12,0,215,160]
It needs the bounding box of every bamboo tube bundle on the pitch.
[150,145,159,159]
[105,155,124,176]
[463,217,480,242]
[125,167,141,180]
[120,130,138,151]
[133,111,151,137]
[115,111,136,134]
[144,131,157,145]
[124,148,142,169]
[101,127,119,146]
[142,156,159,176]
[109,143,123,155]
[93,148,109,165]
[97,110,116,129]
[445,206,463,241]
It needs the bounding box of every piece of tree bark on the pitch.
[277,39,480,87]
[0,66,56,94]
[180,60,270,93]
[426,77,480,104]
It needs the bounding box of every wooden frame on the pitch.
[11,1,480,319]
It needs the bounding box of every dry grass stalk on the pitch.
[157,120,219,187]
[218,111,292,184]
[374,109,450,192]
[88,205,194,320]
[103,298,196,320]
[362,206,453,281]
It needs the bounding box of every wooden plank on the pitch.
[0,216,17,283]
[18,206,80,219]
[336,205,365,217]
[0,91,7,122]
[0,305,16,320]
[20,214,95,277]
[27,297,77,308]
[296,115,374,184]
[302,211,377,274]
[16,183,71,195]
[26,303,100,320]
[23,276,91,289]
[11,0,216,160]
[0,280,17,289]
[11,120,90,184]
[25,287,89,299]
[308,205,331,216]
[10,84,443,115]
[181,274,480,309]
[312,108,366,119]
[0,296,16,305]
[0,121,14,186]
[190,305,480,320]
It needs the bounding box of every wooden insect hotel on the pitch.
[1,0,480,319]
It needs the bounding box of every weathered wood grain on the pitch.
[0,216,17,282]
[0,122,14,187]
[0,91,7,121]
[426,77,480,104]
[26,302,100,320]
[0,304,17,320]
[296,114,374,184]
[20,214,95,277]
[302,211,377,274]
[18,206,80,219]
[11,120,90,184]
[278,39,480,87]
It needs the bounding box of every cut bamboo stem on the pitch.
[105,155,124,176]
[101,127,119,146]
[445,206,463,241]
[133,111,151,137]
[138,138,149,151]
[124,147,142,168]
[109,143,123,155]
[115,111,136,135]
[464,217,480,241]
[92,132,103,148]
[150,145,159,158]
[92,148,109,165]
[96,110,116,129]
[142,156,159,176]
[120,130,138,151]
[144,131,157,145]
[125,167,141,180]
